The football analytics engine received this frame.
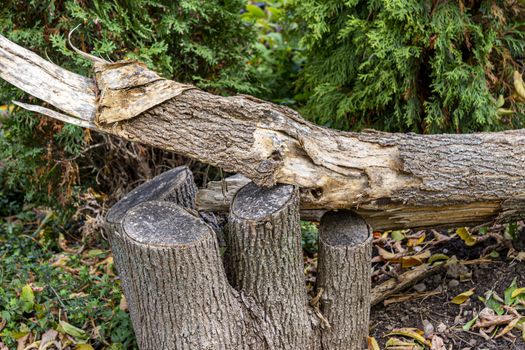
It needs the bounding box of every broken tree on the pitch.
[0,34,524,230]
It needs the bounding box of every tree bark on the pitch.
[105,172,378,349]
[316,211,372,349]
[105,165,197,228]
[113,201,263,350]
[1,34,524,229]
[104,166,200,348]
[228,182,318,349]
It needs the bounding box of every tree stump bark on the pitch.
[105,165,196,229]
[106,174,373,350]
[316,211,372,349]
[104,166,201,348]
[115,201,262,350]
[228,182,317,349]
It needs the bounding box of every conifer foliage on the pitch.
[0,0,256,208]
[290,0,525,132]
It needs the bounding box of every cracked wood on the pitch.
[0,34,524,229]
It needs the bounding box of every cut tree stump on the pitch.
[316,211,372,349]
[114,201,262,349]
[105,175,373,349]
[227,182,316,349]
[105,166,196,226]
[104,165,200,348]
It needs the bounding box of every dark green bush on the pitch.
[0,0,258,211]
[289,0,525,132]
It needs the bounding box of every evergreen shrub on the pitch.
[0,0,257,211]
[289,0,525,132]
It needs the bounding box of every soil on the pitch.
[368,228,525,350]
[370,261,525,349]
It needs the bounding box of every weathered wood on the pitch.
[228,182,318,349]
[114,201,263,350]
[0,35,95,123]
[370,264,444,306]
[196,173,325,220]
[1,34,524,229]
[107,174,377,349]
[316,211,372,349]
[104,166,200,349]
[106,165,197,227]
[94,60,195,124]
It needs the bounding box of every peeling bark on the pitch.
[1,34,524,229]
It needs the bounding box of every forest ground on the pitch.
[1,207,524,350]
[365,223,525,350]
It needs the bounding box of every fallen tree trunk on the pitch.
[1,34,524,229]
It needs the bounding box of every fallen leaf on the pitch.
[428,253,449,265]
[463,315,478,331]
[387,328,431,347]
[430,334,446,350]
[475,315,519,328]
[11,324,30,340]
[514,70,525,100]
[495,316,521,338]
[505,278,518,305]
[432,230,451,242]
[57,321,88,340]
[19,284,35,313]
[385,336,422,349]
[377,247,400,261]
[68,292,89,299]
[511,288,525,299]
[496,94,505,107]
[407,232,426,247]
[75,344,94,350]
[16,334,29,350]
[497,108,514,116]
[451,288,475,305]
[511,251,525,261]
[39,329,58,350]
[86,249,105,258]
[50,254,70,268]
[481,290,505,315]
[119,294,128,311]
[456,227,476,246]
[391,230,406,241]
[368,336,380,350]
[401,250,431,268]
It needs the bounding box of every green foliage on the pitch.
[0,0,257,212]
[288,0,525,132]
[242,1,304,104]
[301,220,318,254]
[0,212,136,349]
[1,0,256,91]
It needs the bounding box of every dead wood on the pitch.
[1,34,524,229]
